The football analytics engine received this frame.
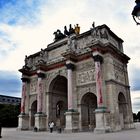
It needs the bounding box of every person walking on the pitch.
[49,121,54,133]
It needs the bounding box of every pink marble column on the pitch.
[95,61,103,107]
[66,62,75,111]
[92,52,111,133]
[93,53,103,108]
[20,77,29,114]
[37,72,45,113]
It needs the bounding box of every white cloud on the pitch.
[131,90,140,113]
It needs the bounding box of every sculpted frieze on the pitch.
[67,36,77,52]
[24,49,48,71]
[76,69,95,85]
[30,78,38,93]
[91,27,109,41]
[113,60,125,83]
[91,27,120,50]
[76,60,95,71]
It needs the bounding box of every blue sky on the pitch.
[0,0,140,113]
[0,0,46,25]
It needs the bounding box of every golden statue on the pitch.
[74,24,80,35]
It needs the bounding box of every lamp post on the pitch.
[132,0,140,25]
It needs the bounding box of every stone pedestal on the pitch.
[18,114,29,130]
[94,107,111,134]
[34,113,46,131]
[65,111,79,132]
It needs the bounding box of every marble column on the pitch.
[37,72,45,114]
[65,61,79,132]
[35,71,46,131]
[92,51,111,134]
[18,76,29,130]
[94,55,103,108]
[66,62,74,111]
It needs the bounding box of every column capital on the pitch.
[92,51,103,63]
[21,77,30,83]
[37,70,45,78]
[66,63,75,70]
[37,72,45,78]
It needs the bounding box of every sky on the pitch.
[0,0,140,113]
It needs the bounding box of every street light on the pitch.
[132,0,140,25]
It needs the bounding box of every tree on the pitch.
[133,113,138,122]
[137,111,140,122]
[0,104,20,127]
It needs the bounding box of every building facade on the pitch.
[18,24,134,133]
[0,95,21,105]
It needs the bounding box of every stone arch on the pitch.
[118,92,127,129]
[80,92,97,131]
[48,75,67,128]
[30,100,37,128]
[46,72,67,93]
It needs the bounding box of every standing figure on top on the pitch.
[69,24,75,35]
[74,24,80,35]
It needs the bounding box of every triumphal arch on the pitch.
[18,23,134,133]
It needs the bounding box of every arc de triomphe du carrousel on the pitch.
[18,23,134,133]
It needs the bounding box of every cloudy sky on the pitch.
[0,0,140,113]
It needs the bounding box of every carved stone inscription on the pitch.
[77,69,95,85]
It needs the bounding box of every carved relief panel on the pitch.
[30,77,38,94]
[76,59,95,86]
[91,27,121,51]
[113,60,125,84]
[76,69,95,86]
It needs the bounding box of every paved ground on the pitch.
[1,123,140,140]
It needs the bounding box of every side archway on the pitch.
[81,92,97,131]
[118,92,127,129]
[30,100,37,128]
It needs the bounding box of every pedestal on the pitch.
[94,107,111,134]
[34,113,47,131]
[65,111,79,132]
[18,114,29,130]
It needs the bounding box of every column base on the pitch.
[64,110,79,133]
[94,107,111,134]
[94,127,111,134]
[34,113,47,131]
[124,122,135,129]
[17,113,29,130]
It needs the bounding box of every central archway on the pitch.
[81,92,97,131]
[49,75,67,128]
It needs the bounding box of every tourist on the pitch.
[49,121,54,133]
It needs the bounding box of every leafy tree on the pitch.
[133,113,138,122]
[137,111,140,122]
[0,104,20,127]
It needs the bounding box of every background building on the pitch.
[0,95,21,127]
[0,95,21,105]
